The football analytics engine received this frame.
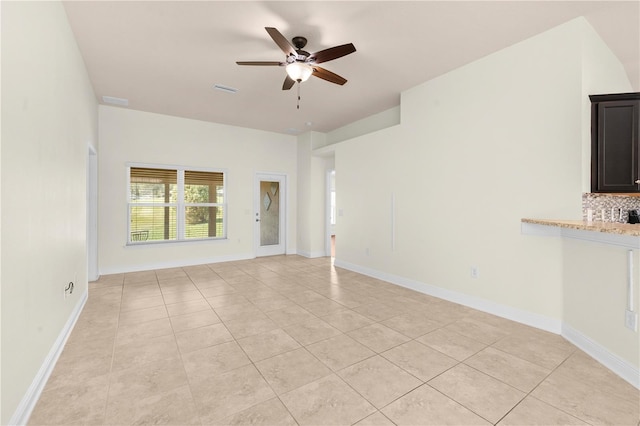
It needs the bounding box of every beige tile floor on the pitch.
[30,256,639,425]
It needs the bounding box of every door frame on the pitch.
[254,172,287,257]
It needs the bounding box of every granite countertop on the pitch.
[521,218,640,237]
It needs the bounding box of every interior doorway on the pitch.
[255,173,287,257]
[326,169,336,258]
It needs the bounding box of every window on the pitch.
[128,165,226,244]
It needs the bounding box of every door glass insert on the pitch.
[260,181,280,246]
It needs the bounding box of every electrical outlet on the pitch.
[470,266,479,279]
[625,310,638,332]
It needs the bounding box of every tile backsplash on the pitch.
[582,193,640,223]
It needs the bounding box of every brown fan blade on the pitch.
[310,43,356,64]
[236,61,284,66]
[311,66,347,85]
[265,27,297,57]
[282,75,295,90]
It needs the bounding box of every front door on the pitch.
[255,173,286,257]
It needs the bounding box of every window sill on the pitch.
[126,237,229,247]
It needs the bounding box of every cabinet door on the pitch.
[596,100,639,192]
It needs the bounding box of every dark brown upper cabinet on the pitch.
[590,92,640,193]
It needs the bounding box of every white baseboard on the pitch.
[334,258,561,333]
[99,252,255,275]
[334,258,639,389]
[297,250,327,259]
[562,323,639,389]
[9,290,88,426]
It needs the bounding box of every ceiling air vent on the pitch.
[213,84,239,94]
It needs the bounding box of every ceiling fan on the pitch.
[236,27,356,91]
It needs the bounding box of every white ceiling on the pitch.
[63,1,639,135]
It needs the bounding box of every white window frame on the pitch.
[127,163,227,245]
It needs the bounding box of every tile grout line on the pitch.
[490,346,588,426]
[229,266,293,420]
[49,257,636,425]
[173,266,213,426]
[100,273,126,424]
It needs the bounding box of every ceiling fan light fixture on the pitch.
[286,62,313,82]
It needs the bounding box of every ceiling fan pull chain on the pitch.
[297,81,301,109]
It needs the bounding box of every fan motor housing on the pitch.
[295,50,310,61]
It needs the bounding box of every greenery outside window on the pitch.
[128,165,226,244]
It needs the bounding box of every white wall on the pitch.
[297,132,312,256]
[308,154,327,256]
[297,131,327,257]
[98,106,297,274]
[334,18,592,326]
[0,2,4,420]
[325,106,401,146]
[562,240,639,372]
[1,1,98,423]
[326,17,639,383]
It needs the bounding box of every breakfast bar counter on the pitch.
[522,218,640,237]
[521,216,640,388]
[521,218,640,249]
